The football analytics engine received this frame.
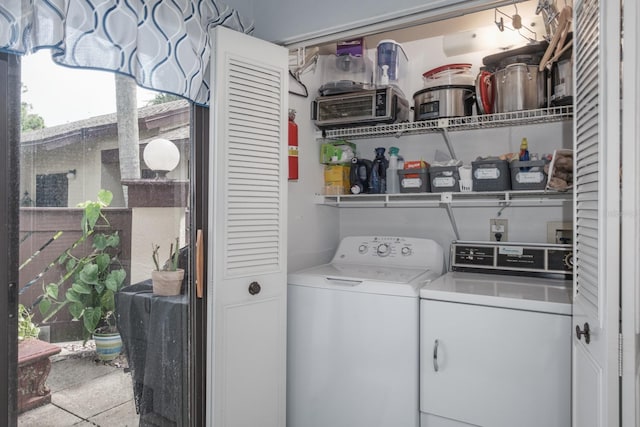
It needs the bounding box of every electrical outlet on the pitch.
[490,219,508,242]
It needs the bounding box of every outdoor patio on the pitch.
[17,341,140,426]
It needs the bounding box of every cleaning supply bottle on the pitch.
[519,137,530,162]
[350,157,373,194]
[519,137,530,171]
[370,147,388,194]
[386,147,400,193]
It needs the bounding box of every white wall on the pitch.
[20,143,103,207]
[130,207,186,283]
[286,5,573,266]
[287,64,340,272]
[337,121,573,267]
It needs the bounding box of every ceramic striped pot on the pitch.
[93,332,122,361]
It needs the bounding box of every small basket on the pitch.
[459,179,473,192]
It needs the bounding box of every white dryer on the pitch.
[419,241,573,427]
[287,236,445,427]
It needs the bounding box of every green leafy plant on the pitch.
[151,237,180,271]
[18,304,40,341]
[38,190,127,339]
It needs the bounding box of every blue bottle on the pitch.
[370,147,389,194]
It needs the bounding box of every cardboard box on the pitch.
[324,165,351,194]
[337,38,365,57]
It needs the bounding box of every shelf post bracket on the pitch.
[440,128,458,160]
[441,196,461,240]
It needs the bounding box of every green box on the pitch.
[320,140,356,164]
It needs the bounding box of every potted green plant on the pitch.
[151,238,185,296]
[17,304,61,412]
[38,190,127,361]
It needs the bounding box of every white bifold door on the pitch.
[206,26,288,427]
[571,1,622,426]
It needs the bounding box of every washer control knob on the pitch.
[377,243,390,257]
[358,244,368,254]
[401,246,411,256]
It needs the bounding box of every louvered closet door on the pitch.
[207,26,288,427]
[572,1,620,426]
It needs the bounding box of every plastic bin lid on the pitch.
[422,63,472,79]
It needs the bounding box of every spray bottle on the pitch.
[386,147,400,194]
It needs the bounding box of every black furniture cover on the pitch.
[115,281,188,426]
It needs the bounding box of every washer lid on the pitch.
[420,271,572,315]
[288,263,439,297]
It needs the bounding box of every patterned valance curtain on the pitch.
[0,0,253,105]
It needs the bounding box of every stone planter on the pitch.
[17,338,61,413]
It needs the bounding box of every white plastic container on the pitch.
[376,40,408,87]
[319,54,374,95]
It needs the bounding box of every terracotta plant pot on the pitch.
[152,269,185,296]
[93,332,123,361]
[17,338,61,413]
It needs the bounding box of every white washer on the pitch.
[419,241,573,427]
[287,236,445,427]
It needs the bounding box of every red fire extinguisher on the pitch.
[288,109,299,181]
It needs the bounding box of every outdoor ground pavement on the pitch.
[17,341,140,427]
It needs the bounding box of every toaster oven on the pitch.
[311,86,410,130]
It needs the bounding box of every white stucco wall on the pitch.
[129,207,187,284]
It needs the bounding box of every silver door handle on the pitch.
[433,339,439,372]
[325,277,362,286]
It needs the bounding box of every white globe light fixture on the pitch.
[143,138,181,179]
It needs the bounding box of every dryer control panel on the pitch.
[450,241,573,278]
[331,236,445,273]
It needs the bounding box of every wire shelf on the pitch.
[316,190,572,208]
[322,105,573,140]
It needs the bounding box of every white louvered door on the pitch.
[621,1,640,424]
[207,26,288,427]
[572,2,620,426]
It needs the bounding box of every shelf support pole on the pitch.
[444,202,461,240]
[440,128,457,160]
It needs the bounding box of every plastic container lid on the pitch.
[422,63,474,88]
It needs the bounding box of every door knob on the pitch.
[575,322,590,344]
[248,281,261,295]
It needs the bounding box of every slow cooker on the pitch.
[413,64,475,121]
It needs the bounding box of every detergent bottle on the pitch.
[370,147,388,194]
[519,137,530,162]
[519,137,530,171]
